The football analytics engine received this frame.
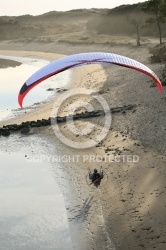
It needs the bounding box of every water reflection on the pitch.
[0,150,73,250]
[0,55,71,121]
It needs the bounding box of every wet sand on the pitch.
[0,58,21,68]
[0,43,166,250]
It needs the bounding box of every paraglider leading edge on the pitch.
[18,52,163,107]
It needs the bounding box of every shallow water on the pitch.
[0,135,73,250]
[0,55,71,121]
[0,54,73,249]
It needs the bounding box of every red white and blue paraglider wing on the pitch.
[18,52,163,107]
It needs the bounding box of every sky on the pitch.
[0,0,147,16]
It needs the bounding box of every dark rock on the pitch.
[8,124,18,131]
[56,88,68,93]
[46,88,55,91]
[1,130,10,136]
[0,105,137,136]
[73,114,80,120]
[142,226,151,231]
[21,127,30,134]
[35,122,42,127]
[57,116,66,122]
[21,121,30,127]
[30,121,38,127]
[41,119,50,126]
[66,115,73,121]
[80,112,91,118]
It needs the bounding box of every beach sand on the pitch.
[0,42,166,250]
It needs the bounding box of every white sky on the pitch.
[0,0,147,16]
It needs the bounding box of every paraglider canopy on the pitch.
[18,52,163,107]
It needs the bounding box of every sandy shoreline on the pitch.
[0,44,166,250]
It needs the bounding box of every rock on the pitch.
[142,226,151,231]
[41,119,50,126]
[21,127,30,134]
[1,129,10,136]
[121,199,126,202]
[30,121,38,127]
[46,88,55,91]
[0,105,137,136]
[8,124,20,131]
[21,121,30,127]
[56,88,67,93]
[57,116,66,122]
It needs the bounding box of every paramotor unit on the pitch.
[86,166,108,189]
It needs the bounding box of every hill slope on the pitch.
[0,3,166,44]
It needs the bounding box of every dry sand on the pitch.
[0,41,166,250]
